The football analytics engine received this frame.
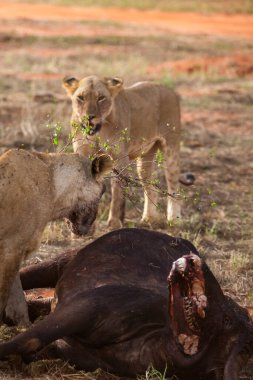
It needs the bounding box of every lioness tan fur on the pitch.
[63,75,181,229]
[0,149,112,325]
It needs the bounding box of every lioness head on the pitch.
[54,153,113,236]
[63,75,123,136]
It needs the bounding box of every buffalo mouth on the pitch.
[67,205,97,236]
[81,122,102,136]
[168,254,207,356]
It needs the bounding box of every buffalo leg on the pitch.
[0,300,84,362]
[20,250,78,290]
[36,338,114,373]
[26,297,53,322]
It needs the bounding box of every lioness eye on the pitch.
[98,95,105,102]
[77,95,85,102]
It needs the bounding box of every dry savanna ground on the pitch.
[0,1,253,379]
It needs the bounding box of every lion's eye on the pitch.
[77,95,85,102]
[98,95,106,102]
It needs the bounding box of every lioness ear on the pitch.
[104,77,123,95]
[62,76,79,96]
[92,154,113,181]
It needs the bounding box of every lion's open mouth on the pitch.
[81,122,102,136]
[67,205,97,236]
[168,254,207,356]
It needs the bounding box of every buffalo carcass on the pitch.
[0,229,252,380]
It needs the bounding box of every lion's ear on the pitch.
[62,76,79,96]
[91,154,113,181]
[104,77,123,95]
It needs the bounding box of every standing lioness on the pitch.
[0,149,112,325]
[63,75,181,229]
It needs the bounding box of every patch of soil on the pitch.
[0,2,253,39]
[25,288,54,299]
[16,72,62,80]
[148,53,253,77]
[248,307,253,318]
[181,108,253,136]
[0,20,152,38]
[0,45,127,58]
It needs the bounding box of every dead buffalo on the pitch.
[0,228,252,380]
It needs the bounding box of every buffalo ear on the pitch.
[92,154,113,181]
[104,77,123,95]
[62,76,79,96]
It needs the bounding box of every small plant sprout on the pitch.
[102,140,111,151]
[70,115,91,136]
[80,115,92,135]
[119,127,131,143]
[137,364,177,380]
[150,178,160,187]
[208,147,216,157]
[46,121,63,146]
[155,149,165,167]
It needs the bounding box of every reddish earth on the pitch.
[182,109,253,135]
[248,307,253,318]
[9,54,253,82]
[17,72,63,80]
[0,2,253,39]
[0,0,253,80]
[1,2,252,81]
[0,22,150,38]
[149,53,253,77]
[25,288,54,299]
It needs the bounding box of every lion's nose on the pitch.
[87,114,95,122]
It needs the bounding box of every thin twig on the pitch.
[111,168,179,200]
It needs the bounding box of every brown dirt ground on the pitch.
[149,53,253,77]
[0,2,253,39]
[0,2,253,379]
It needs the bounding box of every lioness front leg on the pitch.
[4,275,30,326]
[108,177,125,229]
[0,249,29,326]
[163,146,181,220]
[107,152,129,229]
[136,144,160,224]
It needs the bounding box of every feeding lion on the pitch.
[63,75,184,229]
[0,148,112,325]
